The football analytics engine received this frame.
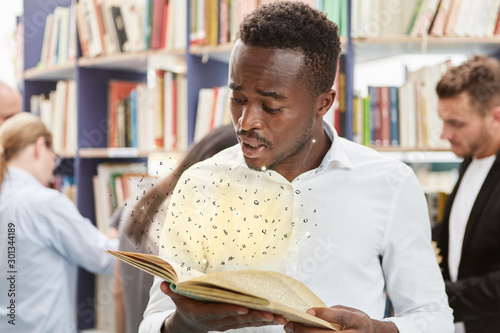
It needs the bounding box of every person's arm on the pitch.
[378,168,454,333]
[445,270,500,321]
[34,192,118,275]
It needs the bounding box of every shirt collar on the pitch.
[318,121,353,172]
[5,166,42,186]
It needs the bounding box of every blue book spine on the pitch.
[130,89,138,148]
[389,86,399,146]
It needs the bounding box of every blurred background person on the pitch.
[0,80,21,126]
[434,54,500,333]
[0,112,118,333]
[112,124,237,333]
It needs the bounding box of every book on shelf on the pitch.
[94,162,148,226]
[350,0,500,38]
[189,0,348,47]
[425,191,451,228]
[52,174,77,204]
[105,249,342,331]
[38,5,77,68]
[76,0,186,58]
[29,80,77,155]
[193,85,231,143]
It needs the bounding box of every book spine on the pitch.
[389,86,400,147]
[338,54,346,137]
[362,95,371,146]
[380,86,390,147]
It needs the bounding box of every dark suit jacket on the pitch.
[434,150,500,332]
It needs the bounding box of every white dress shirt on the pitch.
[0,167,118,333]
[140,122,453,333]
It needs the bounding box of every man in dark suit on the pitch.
[434,55,500,333]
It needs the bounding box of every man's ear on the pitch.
[316,89,335,117]
[491,106,500,123]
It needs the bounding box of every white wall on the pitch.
[0,1,23,88]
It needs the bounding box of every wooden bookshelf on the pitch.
[78,50,187,73]
[24,62,75,81]
[188,36,350,64]
[78,147,184,158]
[352,36,500,63]
[377,150,462,164]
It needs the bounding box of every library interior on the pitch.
[1,0,500,332]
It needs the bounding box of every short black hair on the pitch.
[238,1,341,97]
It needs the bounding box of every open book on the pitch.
[106,249,341,330]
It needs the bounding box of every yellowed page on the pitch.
[105,250,178,283]
[179,270,340,330]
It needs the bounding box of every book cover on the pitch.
[150,0,167,49]
[111,5,128,52]
[108,80,142,148]
[444,0,462,35]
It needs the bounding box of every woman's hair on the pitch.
[436,55,500,115]
[0,112,52,189]
[127,124,238,244]
[238,1,341,98]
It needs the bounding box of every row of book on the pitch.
[39,6,77,68]
[189,0,348,47]
[329,60,451,150]
[76,0,187,58]
[107,70,188,151]
[352,0,500,38]
[194,85,232,143]
[30,80,77,155]
[425,190,450,228]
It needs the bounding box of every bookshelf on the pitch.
[20,0,228,330]
[18,0,499,330]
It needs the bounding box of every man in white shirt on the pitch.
[434,55,500,333]
[140,2,453,332]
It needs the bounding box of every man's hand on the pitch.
[431,241,443,265]
[160,281,287,332]
[283,306,398,333]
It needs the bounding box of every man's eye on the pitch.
[263,104,281,113]
[230,97,246,104]
[448,121,464,128]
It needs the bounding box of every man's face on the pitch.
[228,41,324,178]
[438,92,492,158]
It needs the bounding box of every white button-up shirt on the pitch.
[140,122,453,333]
[0,167,118,333]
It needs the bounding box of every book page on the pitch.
[105,250,178,283]
[180,270,340,330]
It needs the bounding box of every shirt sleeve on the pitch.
[27,191,118,275]
[381,169,454,333]
[139,276,175,333]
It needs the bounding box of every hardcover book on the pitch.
[106,249,341,331]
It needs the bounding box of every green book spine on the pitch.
[362,95,371,146]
